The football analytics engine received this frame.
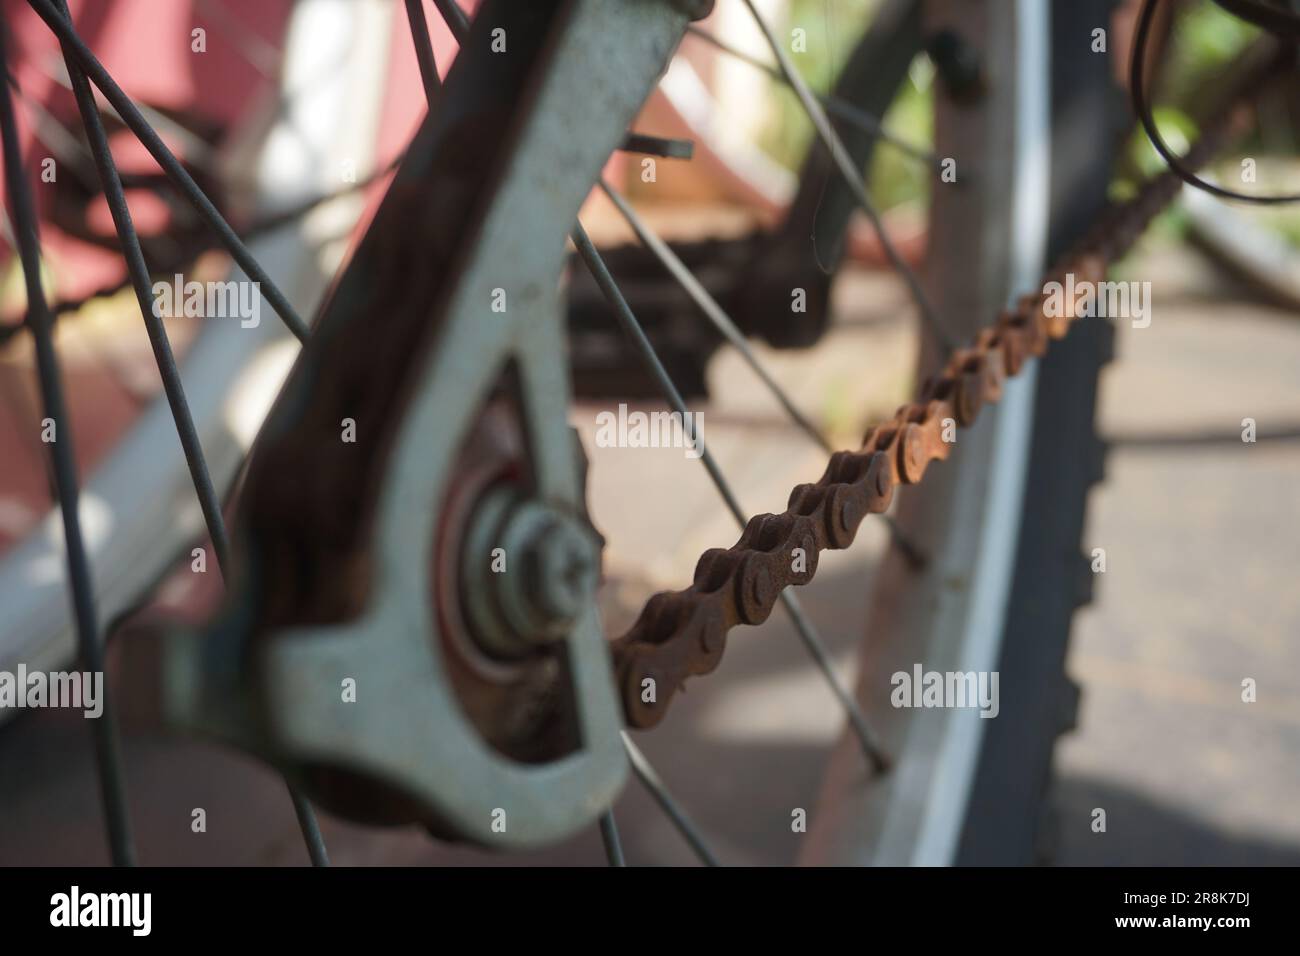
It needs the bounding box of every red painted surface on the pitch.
[0,0,437,553]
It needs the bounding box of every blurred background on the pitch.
[0,0,1296,865]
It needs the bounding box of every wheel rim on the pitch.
[803,0,1052,866]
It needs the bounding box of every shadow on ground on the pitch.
[1,546,1296,867]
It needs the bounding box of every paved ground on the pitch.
[1051,244,1300,866]
[0,233,1296,866]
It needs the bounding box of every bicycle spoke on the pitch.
[47,0,332,866]
[781,588,888,770]
[288,785,330,867]
[598,810,626,867]
[0,152,406,349]
[33,54,219,176]
[882,509,928,569]
[0,26,135,867]
[195,0,282,79]
[572,223,743,515]
[601,180,930,581]
[619,133,694,160]
[684,25,940,171]
[599,180,831,454]
[53,1,231,575]
[740,0,954,352]
[620,732,719,867]
[572,222,890,771]
[26,0,311,342]
[603,178,929,562]
[404,0,441,106]
[431,0,471,43]
[185,2,321,187]
[12,85,97,184]
[601,183,930,566]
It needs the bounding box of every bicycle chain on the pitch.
[610,44,1288,731]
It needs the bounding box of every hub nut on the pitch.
[462,488,601,660]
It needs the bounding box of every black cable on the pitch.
[1131,0,1300,205]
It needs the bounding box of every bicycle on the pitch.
[0,0,1293,866]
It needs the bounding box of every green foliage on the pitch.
[757,0,932,213]
[1160,1,1259,104]
[1120,1,1298,249]
[753,0,1295,247]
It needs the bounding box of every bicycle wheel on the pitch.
[3,0,1209,867]
[805,0,1123,865]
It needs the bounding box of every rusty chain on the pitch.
[610,40,1292,732]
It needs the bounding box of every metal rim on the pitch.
[803,0,1052,866]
